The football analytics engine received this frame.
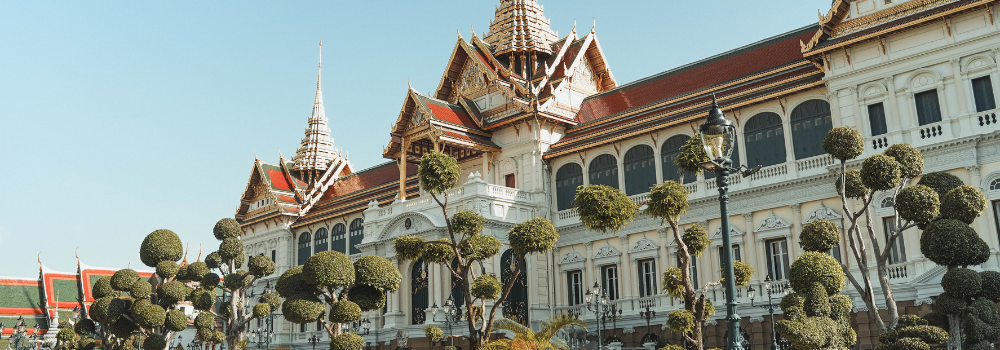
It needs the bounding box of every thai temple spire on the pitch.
[484,0,559,58]
[291,40,338,183]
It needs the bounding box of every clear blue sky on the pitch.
[0,0,830,277]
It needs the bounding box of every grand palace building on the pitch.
[5,1,1000,350]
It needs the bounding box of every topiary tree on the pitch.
[775,220,856,350]
[823,127,943,332]
[391,151,559,350]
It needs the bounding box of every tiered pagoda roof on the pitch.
[291,42,342,183]
[484,0,560,56]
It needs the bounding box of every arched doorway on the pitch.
[501,250,528,324]
[411,261,428,325]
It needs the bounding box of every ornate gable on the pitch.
[593,243,621,259]
[803,203,843,224]
[560,249,585,264]
[712,225,746,239]
[756,211,792,232]
[629,235,659,253]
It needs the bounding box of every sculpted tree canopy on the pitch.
[574,184,637,233]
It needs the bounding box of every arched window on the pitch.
[313,228,329,254]
[660,135,696,184]
[501,250,528,324]
[411,262,428,325]
[297,232,311,266]
[332,224,346,254]
[790,100,833,159]
[991,178,1000,191]
[880,197,895,209]
[744,112,786,168]
[349,219,364,255]
[623,145,657,195]
[555,163,583,211]
[589,154,619,189]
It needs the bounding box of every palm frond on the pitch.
[537,313,586,341]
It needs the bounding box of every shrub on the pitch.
[681,224,709,257]
[884,144,924,178]
[142,334,166,350]
[195,311,215,328]
[661,267,684,299]
[190,288,216,311]
[666,310,695,334]
[347,285,385,311]
[803,282,831,318]
[893,338,931,350]
[218,237,244,261]
[330,333,364,350]
[223,270,252,290]
[110,269,141,291]
[419,152,460,195]
[201,273,221,289]
[507,217,559,256]
[471,274,502,300]
[275,266,314,297]
[733,261,754,287]
[139,229,184,267]
[214,218,242,240]
[940,185,986,224]
[74,319,96,335]
[799,220,840,252]
[836,169,868,199]
[253,302,271,318]
[282,295,325,323]
[460,235,501,261]
[675,134,710,174]
[789,252,845,296]
[823,126,864,161]
[920,219,991,267]
[328,300,362,323]
[933,292,967,315]
[248,255,276,277]
[451,210,484,236]
[92,277,115,299]
[57,327,76,343]
[861,154,901,191]
[917,172,964,198]
[978,271,1000,302]
[187,262,211,280]
[164,310,187,332]
[897,325,949,344]
[645,181,690,220]
[896,185,939,227]
[393,235,425,262]
[205,252,223,269]
[128,282,151,299]
[156,260,179,279]
[259,292,282,311]
[421,239,456,263]
[575,184,637,233]
[424,325,444,341]
[941,267,982,298]
[354,255,402,292]
[158,281,192,303]
[303,251,355,288]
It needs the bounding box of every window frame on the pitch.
[332,223,346,254]
[867,102,889,136]
[883,216,906,264]
[601,264,620,301]
[743,112,786,168]
[971,75,997,112]
[567,270,583,306]
[623,144,657,195]
[914,89,943,126]
[789,99,834,160]
[637,258,658,297]
[349,218,364,255]
[660,135,697,184]
[297,232,312,266]
[765,238,790,280]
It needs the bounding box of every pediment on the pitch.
[560,249,586,264]
[593,243,621,259]
[803,203,843,224]
[629,235,659,253]
[756,211,791,232]
[712,225,745,240]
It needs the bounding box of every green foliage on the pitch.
[186,262,210,281]
[658,345,685,350]
[424,325,444,341]
[139,229,184,267]
[110,269,141,291]
[917,172,964,198]
[884,143,924,178]
[249,255,276,277]
[223,270,253,290]
[829,294,852,321]
[666,310,695,334]
[158,281,192,303]
[823,126,865,161]
[92,277,115,299]
[933,292,967,315]
[923,312,950,329]
[282,295,325,323]
[789,252,845,296]
[574,184,637,233]
[644,180,690,220]
[128,282,151,299]
[940,185,986,224]
[703,299,716,320]
[328,300,362,323]
[963,298,1000,347]
[329,333,364,350]
[353,255,402,292]
[461,234,502,261]
[275,266,315,298]
[836,169,869,199]
[259,292,282,311]
[134,304,166,328]
[507,217,559,256]
[190,288,216,311]
[196,327,214,342]
[803,283,831,318]
[799,220,841,252]
[661,267,684,299]
[156,260,179,279]
[675,134,709,174]
[73,319,96,335]
[142,334,166,350]
[472,274,502,300]
[214,218,242,240]
[451,210,485,236]
[201,273,221,289]
[392,235,426,262]
[899,315,929,328]
[57,327,76,343]
[732,261,754,287]
[252,300,272,319]
[978,271,1000,302]
[421,239,456,263]
[681,224,709,257]
[893,338,931,350]
[942,267,982,298]
[77,337,96,350]
[347,284,385,311]
[419,152,460,195]
[775,316,842,350]
[920,219,991,267]
[219,237,244,261]
[175,265,189,281]
[303,250,355,288]
[164,310,187,332]
[861,154,901,191]
[194,311,215,329]
[89,297,113,323]
[897,325,949,344]
[205,252,223,269]
[896,185,940,228]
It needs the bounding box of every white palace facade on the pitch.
[232,1,1000,350]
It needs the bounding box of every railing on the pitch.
[684,182,698,194]
[977,111,998,127]
[887,262,910,280]
[557,209,579,220]
[706,174,741,190]
[630,193,650,207]
[918,123,944,140]
[871,136,889,150]
[487,184,531,202]
[635,295,659,309]
[749,163,788,181]
[795,154,835,172]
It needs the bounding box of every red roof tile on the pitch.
[317,162,418,203]
[266,169,291,191]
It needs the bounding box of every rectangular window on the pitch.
[300,323,306,332]
[993,200,1000,245]
[972,76,997,112]
[883,217,906,264]
[271,250,276,263]
[505,174,516,188]
[567,270,583,306]
[765,239,791,280]
[830,244,843,264]
[676,255,699,288]
[601,265,620,301]
[317,320,322,331]
[637,259,657,297]
[915,90,943,125]
[717,244,741,268]
[868,103,888,136]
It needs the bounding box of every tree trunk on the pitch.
[947,314,962,350]
[874,258,899,329]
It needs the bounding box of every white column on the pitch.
[884,77,905,130]
[618,235,633,300]
[779,104,797,170]
[827,91,844,127]
[584,242,596,287]
[951,58,970,116]
[992,48,1000,107]
[653,138,664,184]
[790,204,803,261]
[847,87,865,135]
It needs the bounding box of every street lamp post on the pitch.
[308,334,321,350]
[432,296,460,348]
[747,275,788,350]
[698,95,760,350]
[583,282,613,350]
[603,305,622,344]
[639,304,657,345]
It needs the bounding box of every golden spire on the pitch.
[484,0,558,57]
[291,41,338,180]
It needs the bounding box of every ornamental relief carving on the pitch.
[756,211,791,231]
[629,235,658,253]
[560,249,585,264]
[803,202,843,224]
[458,60,487,97]
[593,243,621,259]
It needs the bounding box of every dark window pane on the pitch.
[972,76,997,112]
[744,112,786,167]
[790,99,833,159]
[349,219,364,255]
[624,145,656,195]
[660,135,697,184]
[555,163,584,211]
[915,90,942,125]
[868,103,888,136]
[313,228,329,253]
[589,154,619,189]
[297,232,311,266]
[332,224,346,253]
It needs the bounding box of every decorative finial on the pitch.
[572,20,576,34]
[711,93,718,107]
[278,150,285,161]
[37,252,42,272]
[591,17,596,32]
[457,27,462,40]
[254,151,259,161]
[407,78,413,91]
[196,245,202,262]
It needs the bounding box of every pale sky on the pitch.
[0,0,831,277]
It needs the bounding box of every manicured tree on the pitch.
[915,183,996,350]
[273,249,401,349]
[876,315,949,350]
[823,126,940,331]
[195,218,280,350]
[774,220,856,350]
[77,229,193,350]
[392,151,558,350]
